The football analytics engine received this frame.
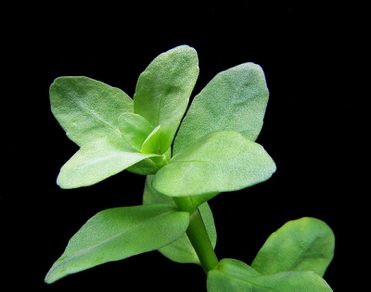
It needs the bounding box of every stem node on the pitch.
[174,197,219,273]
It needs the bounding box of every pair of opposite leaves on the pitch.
[50,45,276,204]
[142,177,334,292]
[46,201,334,291]
[208,217,334,291]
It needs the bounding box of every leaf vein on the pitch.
[74,97,122,137]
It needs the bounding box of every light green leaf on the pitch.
[143,175,177,206]
[251,217,335,277]
[207,259,332,292]
[117,113,154,151]
[134,45,199,153]
[207,259,261,292]
[50,76,133,147]
[57,137,160,189]
[45,204,190,284]
[143,175,217,264]
[174,63,268,155]
[249,271,333,291]
[152,131,276,199]
[141,125,161,154]
[126,147,171,175]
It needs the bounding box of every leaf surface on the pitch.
[117,113,154,151]
[152,131,276,199]
[207,259,332,292]
[251,217,335,277]
[45,205,190,284]
[141,125,161,154]
[57,137,160,188]
[134,45,199,153]
[143,175,216,264]
[50,76,133,147]
[126,147,171,175]
[174,63,268,155]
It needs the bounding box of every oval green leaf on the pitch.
[45,205,190,284]
[133,45,199,153]
[174,62,268,155]
[152,131,276,198]
[251,217,335,277]
[207,259,332,292]
[50,76,133,147]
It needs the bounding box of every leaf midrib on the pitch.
[74,95,122,138]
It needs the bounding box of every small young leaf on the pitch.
[143,176,217,264]
[134,45,199,153]
[45,205,190,284]
[141,125,161,154]
[50,76,133,147]
[207,259,332,292]
[117,113,154,151]
[174,63,268,155]
[126,147,171,175]
[57,137,160,189]
[152,131,276,198]
[251,217,335,277]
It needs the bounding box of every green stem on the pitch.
[174,197,219,273]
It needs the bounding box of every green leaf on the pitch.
[207,259,332,292]
[152,131,276,199]
[251,217,335,277]
[143,175,178,206]
[141,125,161,154]
[117,113,154,152]
[50,76,133,147]
[174,63,268,155]
[143,175,217,264]
[134,45,199,153]
[207,259,261,292]
[126,147,171,175]
[57,137,160,188]
[249,271,333,291]
[45,204,190,284]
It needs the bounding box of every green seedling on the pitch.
[45,45,334,291]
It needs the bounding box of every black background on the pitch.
[3,1,364,291]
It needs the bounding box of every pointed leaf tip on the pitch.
[45,205,190,283]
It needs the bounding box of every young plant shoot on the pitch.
[45,45,334,291]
